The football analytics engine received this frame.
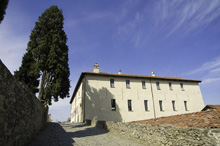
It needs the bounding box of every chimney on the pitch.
[118,69,122,75]
[93,63,99,73]
[151,72,155,77]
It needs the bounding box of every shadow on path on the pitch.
[29,122,109,146]
[29,122,74,146]
[67,123,88,129]
[68,127,108,138]
[61,123,108,138]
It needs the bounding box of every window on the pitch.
[172,100,176,111]
[144,100,148,111]
[156,82,160,90]
[184,101,188,111]
[110,79,114,88]
[142,81,146,89]
[159,100,163,111]
[126,80,130,88]
[128,100,132,111]
[180,83,184,91]
[111,99,116,111]
[169,82,172,90]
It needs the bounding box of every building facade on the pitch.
[70,64,205,123]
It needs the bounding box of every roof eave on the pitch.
[81,72,202,83]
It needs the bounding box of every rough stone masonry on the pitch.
[90,120,220,146]
[0,60,47,146]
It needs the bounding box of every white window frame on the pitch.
[142,81,146,89]
[156,82,160,90]
[172,100,176,111]
[159,100,163,111]
[126,80,130,88]
[144,100,149,111]
[169,82,172,90]
[111,99,116,111]
[110,79,115,88]
[128,100,132,111]
[180,83,184,91]
[184,101,188,111]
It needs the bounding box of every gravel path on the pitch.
[29,122,148,146]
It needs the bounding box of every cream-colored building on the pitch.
[70,64,204,123]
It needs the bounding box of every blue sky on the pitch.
[0,0,220,122]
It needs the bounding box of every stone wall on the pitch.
[0,60,47,146]
[89,120,220,146]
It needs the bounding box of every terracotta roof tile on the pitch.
[131,105,220,129]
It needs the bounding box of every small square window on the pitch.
[128,100,132,111]
[159,100,163,111]
[126,80,130,88]
[169,82,172,90]
[142,81,146,89]
[110,79,114,88]
[180,83,184,91]
[111,99,116,111]
[156,82,160,90]
[144,100,148,111]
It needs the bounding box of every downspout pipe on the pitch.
[150,78,156,119]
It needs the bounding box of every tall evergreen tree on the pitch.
[0,0,9,23]
[16,5,70,105]
[14,50,40,94]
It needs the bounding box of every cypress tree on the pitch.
[15,5,70,105]
[14,50,40,94]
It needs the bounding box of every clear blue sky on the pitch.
[0,0,220,122]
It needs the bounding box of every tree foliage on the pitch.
[67,117,71,122]
[14,50,40,94]
[15,5,70,105]
[0,0,9,23]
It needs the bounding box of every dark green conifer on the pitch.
[14,50,40,94]
[15,5,70,105]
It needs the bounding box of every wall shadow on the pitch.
[85,82,123,123]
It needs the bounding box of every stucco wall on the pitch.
[82,74,204,122]
[71,81,83,123]
[0,60,47,146]
[151,80,204,118]
[84,76,124,122]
